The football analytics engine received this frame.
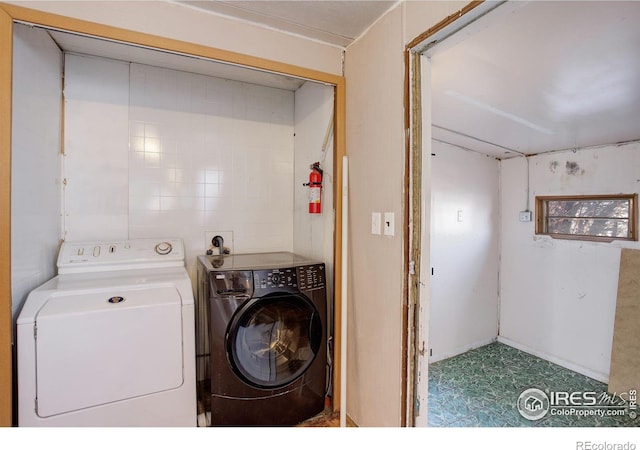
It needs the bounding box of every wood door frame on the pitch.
[0,4,13,428]
[0,2,346,426]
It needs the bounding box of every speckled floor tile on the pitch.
[428,342,640,428]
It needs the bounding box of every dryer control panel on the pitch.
[57,238,185,274]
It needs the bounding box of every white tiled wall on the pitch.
[11,25,63,322]
[128,63,295,275]
[63,54,130,241]
[63,56,296,279]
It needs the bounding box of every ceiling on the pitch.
[176,0,398,47]
[429,1,640,159]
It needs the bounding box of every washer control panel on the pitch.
[57,238,185,274]
[254,267,298,292]
[297,264,326,291]
[253,263,325,294]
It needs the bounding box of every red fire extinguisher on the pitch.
[304,162,323,214]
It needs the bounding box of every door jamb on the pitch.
[402,0,504,426]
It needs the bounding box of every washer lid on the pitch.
[34,286,183,418]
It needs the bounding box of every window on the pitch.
[535,194,638,242]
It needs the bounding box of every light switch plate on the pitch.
[371,212,381,235]
[384,212,395,236]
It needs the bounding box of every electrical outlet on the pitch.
[205,231,233,255]
[519,210,532,222]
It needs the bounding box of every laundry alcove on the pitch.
[8,16,343,424]
[11,20,336,315]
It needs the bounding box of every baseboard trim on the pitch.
[429,336,497,364]
[497,336,609,384]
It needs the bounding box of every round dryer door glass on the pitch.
[227,293,322,389]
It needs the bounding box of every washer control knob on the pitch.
[271,273,281,285]
[155,241,173,255]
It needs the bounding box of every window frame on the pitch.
[535,194,638,242]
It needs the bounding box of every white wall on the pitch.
[344,1,463,426]
[293,81,335,341]
[11,24,62,323]
[429,142,499,363]
[64,54,296,281]
[499,142,640,382]
[345,5,405,427]
[129,62,295,271]
[293,81,335,288]
[63,54,130,241]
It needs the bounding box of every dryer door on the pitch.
[226,293,322,389]
[34,286,183,417]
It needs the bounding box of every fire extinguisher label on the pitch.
[306,162,323,214]
[309,187,321,203]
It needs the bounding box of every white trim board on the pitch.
[429,337,497,364]
[497,336,608,384]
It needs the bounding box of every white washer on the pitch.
[17,238,196,426]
